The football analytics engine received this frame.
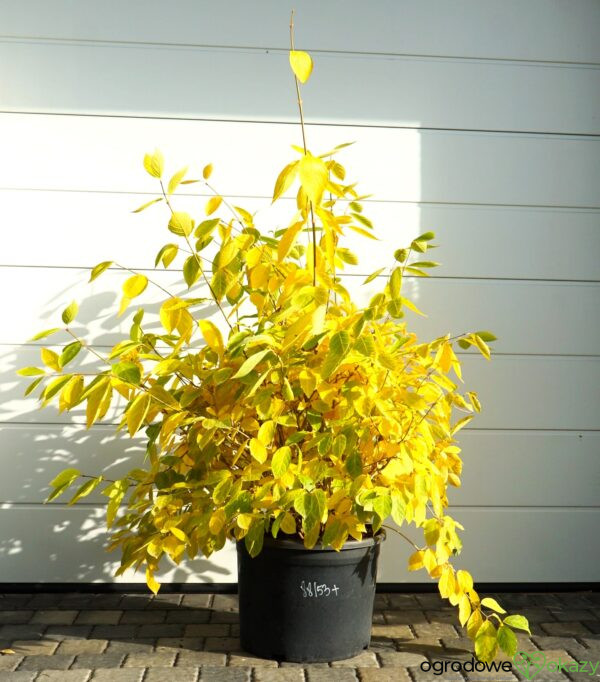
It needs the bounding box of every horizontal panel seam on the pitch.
[1,264,599,284]
[1,110,599,139]
[1,35,599,68]
[1,186,598,211]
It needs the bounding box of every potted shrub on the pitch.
[19,42,529,663]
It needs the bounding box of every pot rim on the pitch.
[238,530,386,552]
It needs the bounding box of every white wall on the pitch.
[0,0,598,584]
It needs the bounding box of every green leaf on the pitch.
[17,367,45,376]
[354,335,376,358]
[59,341,82,368]
[410,261,440,268]
[475,330,498,342]
[345,451,362,478]
[29,328,61,341]
[394,248,408,262]
[24,376,44,396]
[68,476,103,505]
[362,267,385,284]
[474,620,498,663]
[321,330,351,378]
[373,494,392,521]
[154,244,178,268]
[244,518,265,557]
[47,468,80,501]
[389,267,402,299]
[168,211,193,237]
[497,625,518,658]
[232,349,272,379]
[183,255,201,288]
[391,491,405,525]
[132,197,163,213]
[89,261,113,282]
[61,301,78,325]
[271,446,292,478]
[195,218,220,239]
[418,231,435,241]
[112,361,141,385]
[503,615,531,633]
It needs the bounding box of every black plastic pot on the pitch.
[236,533,383,662]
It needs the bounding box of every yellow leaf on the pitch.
[481,597,506,614]
[167,166,188,195]
[146,567,160,594]
[280,511,296,534]
[459,594,472,626]
[0,649,16,655]
[408,550,425,571]
[258,420,276,446]
[457,569,474,593]
[289,50,313,83]
[143,149,164,178]
[168,211,193,237]
[199,320,224,357]
[467,608,484,639]
[299,153,328,206]
[127,392,151,437]
[277,221,304,262]
[249,437,267,464]
[209,509,226,534]
[206,196,223,216]
[273,161,299,202]
[203,163,213,179]
[122,274,148,299]
[41,348,60,371]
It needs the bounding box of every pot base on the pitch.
[236,535,383,662]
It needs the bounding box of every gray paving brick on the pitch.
[25,595,63,610]
[386,594,420,609]
[199,666,250,681]
[371,623,413,640]
[211,595,238,613]
[359,669,411,681]
[541,621,594,637]
[228,653,278,667]
[0,625,46,640]
[10,641,59,656]
[184,624,229,637]
[118,596,152,611]
[176,651,227,667]
[181,595,213,609]
[55,639,107,655]
[383,609,427,625]
[147,594,184,609]
[253,669,305,681]
[30,611,79,625]
[123,651,176,667]
[409,665,464,681]
[74,611,123,625]
[378,650,428,667]
[203,636,241,652]
[138,624,184,638]
[306,668,358,682]
[331,651,379,667]
[413,622,460,639]
[0,653,23,670]
[34,671,92,682]
[18,653,74,670]
[44,625,93,641]
[144,667,199,681]
[0,672,36,682]
[120,610,166,624]
[90,670,144,682]
[166,609,211,624]
[0,611,33,624]
[90,625,138,639]
[155,637,204,651]
[71,653,125,669]
[105,639,156,654]
[209,611,238,623]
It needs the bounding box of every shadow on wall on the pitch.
[0,274,231,584]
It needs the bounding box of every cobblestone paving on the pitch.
[0,592,597,681]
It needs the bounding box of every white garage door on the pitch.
[0,0,598,584]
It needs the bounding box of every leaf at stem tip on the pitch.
[289,50,313,83]
[61,301,78,325]
[143,149,164,178]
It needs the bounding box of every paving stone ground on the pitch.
[0,592,597,681]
